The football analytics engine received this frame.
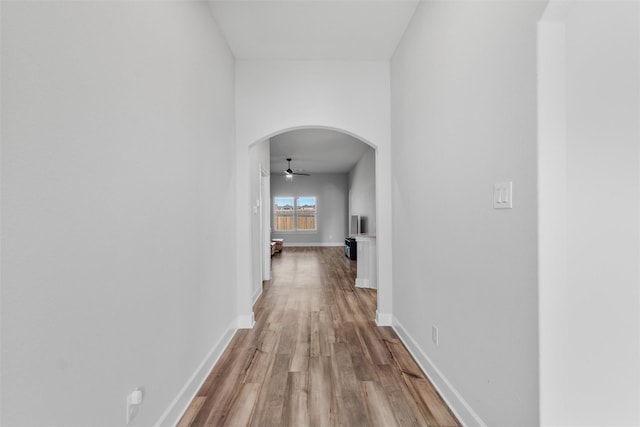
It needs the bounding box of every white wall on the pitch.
[235,60,393,325]
[271,173,348,246]
[391,2,546,425]
[539,1,640,425]
[236,61,391,148]
[1,2,237,425]
[349,148,376,234]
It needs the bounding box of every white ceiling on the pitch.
[208,0,419,60]
[208,0,416,173]
[270,129,372,175]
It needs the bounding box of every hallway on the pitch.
[178,247,459,426]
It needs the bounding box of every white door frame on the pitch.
[260,166,271,281]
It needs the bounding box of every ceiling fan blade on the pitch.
[283,158,310,176]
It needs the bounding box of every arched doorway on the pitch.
[237,125,392,328]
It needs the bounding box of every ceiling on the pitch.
[208,0,419,60]
[208,0,416,174]
[270,129,371,175]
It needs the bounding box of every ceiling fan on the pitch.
[283,158,310,177]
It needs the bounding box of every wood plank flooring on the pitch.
[177,247,460,427]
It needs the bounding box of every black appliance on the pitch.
[345,237,357,260]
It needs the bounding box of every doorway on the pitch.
[251,127,377,310]
[241,126,391,329]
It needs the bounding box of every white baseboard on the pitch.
[237,312,255,329]
[375,311,393,326]
[252,286,262,305]
[154,320,236,427]
[355,278,370,288]
[392,317,487,427]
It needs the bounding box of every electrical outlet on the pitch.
[432,325,439,345]
[126,388,143,425]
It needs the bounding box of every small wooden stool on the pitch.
[272,238,283,253]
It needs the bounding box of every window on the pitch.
[274,196,316,232]
[295,197,316,231]
[274,197,295,231]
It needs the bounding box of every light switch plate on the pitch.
[494,182,513,209]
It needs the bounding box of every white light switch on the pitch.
[126,388,143,424]
[493,182,513,209]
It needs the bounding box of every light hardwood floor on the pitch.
[178,247,460,427]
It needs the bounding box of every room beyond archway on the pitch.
[246,127,378,320]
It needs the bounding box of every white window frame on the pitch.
[273,195,317,232]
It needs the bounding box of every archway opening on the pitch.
[247,126,379,320]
